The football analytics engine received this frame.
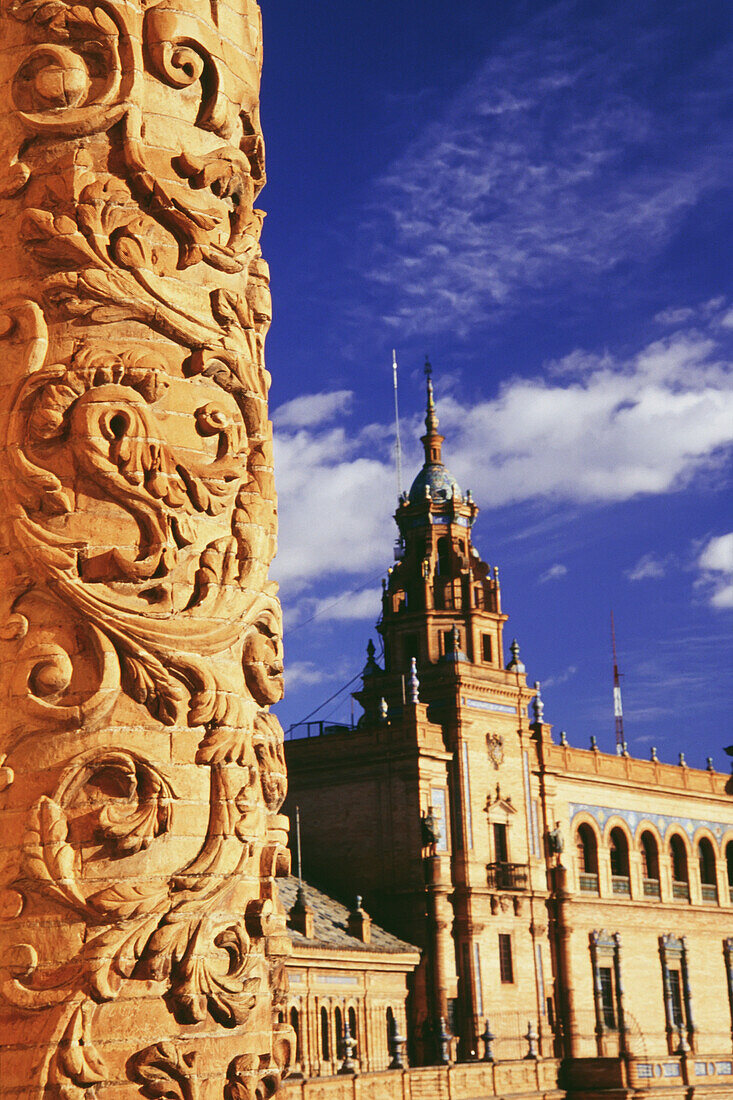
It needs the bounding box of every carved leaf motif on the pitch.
[128,1042,199,1100]
[139,917,258,1028]
[85,913,163,1002]
[46,1001,106,1094]
[21,796,88,914]
[120,653,187,727]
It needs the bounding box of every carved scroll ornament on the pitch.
[0,0,292,1094]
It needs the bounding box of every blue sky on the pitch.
[258,0,733,767]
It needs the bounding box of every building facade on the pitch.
[283,372,733,1096]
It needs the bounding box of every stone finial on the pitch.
[707,757,715,772]
[524,1020,540,1060]
[532,681,544,723]
[506,638,526,673]
[559,730,568,746]
[338,1019,358,1074]
[379,696,389,722]
[436,1017,451,1065]
[347,897,371,944]
[590,735,598,751]
[481,1018,496,1063]
[622,740,629,757]
[679,752,687,767]
[409,656,420,703]
[388,1014,407,1069]
[651,746,659,762]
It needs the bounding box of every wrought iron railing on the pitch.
[486,862,529,891]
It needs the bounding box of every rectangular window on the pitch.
[493,823,508,863]
[599,967,616,1029]
[481,634,492,662]
[669,970,685,1027]
[442,629,453,654]
[499,934,514,984]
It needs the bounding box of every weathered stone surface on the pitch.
[0,0,291,1094]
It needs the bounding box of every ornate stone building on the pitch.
[283,371,733,1097]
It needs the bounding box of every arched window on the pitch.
[334,1006,343,1058]
[320,1006,330,1062]
[576,824,599,893]
[437,536,450,576]
[609,828,630,895]
[386,1006,395,1051]
[698,838,717,902]
[726,841,733,903]
[641,831,660,896]
[348,1006,357,1045]
[290,1007,301,1063]
[670,835,689,900]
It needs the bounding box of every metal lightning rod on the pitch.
[611,611,625,753]
[392,349,404,498]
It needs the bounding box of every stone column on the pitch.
[0,0,292,1095]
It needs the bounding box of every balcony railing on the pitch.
[701,883,718,903]
[486,862,529,891]
[643,877,661,898]
[612,875,631,896]
[672,880,690,900]
[579,873,599,894]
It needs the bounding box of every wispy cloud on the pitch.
[273,311,733,590]
[363,2,731,335]
[274,390,353,429]
[695,533,733,609]
[542,665,577,689]
[539,563,568,583]
[626,553,670,581]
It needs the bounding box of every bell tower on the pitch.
[285,365,547,1064]
[366,360,508,711]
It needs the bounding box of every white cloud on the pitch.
[274,390,353,429]
[273,424,394,587]
[654,307,695,326]
[626,553,669,581]
[284,662,332,691]
[273,317,733,590]
[720,309,733,331]
[539,563,568,583]
[696,533,733,609]
[288,586,383,627]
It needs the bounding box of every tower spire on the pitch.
[422,356,444,466]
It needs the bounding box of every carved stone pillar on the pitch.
[0,0,292,1095]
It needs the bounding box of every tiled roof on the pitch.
[278,876,419,955]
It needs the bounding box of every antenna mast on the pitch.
[611,612,625,752]
[295,804,303,888]
[392,349,404,497]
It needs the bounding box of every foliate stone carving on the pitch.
[0,0,291,1094]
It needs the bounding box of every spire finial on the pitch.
[421,355,442,464]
